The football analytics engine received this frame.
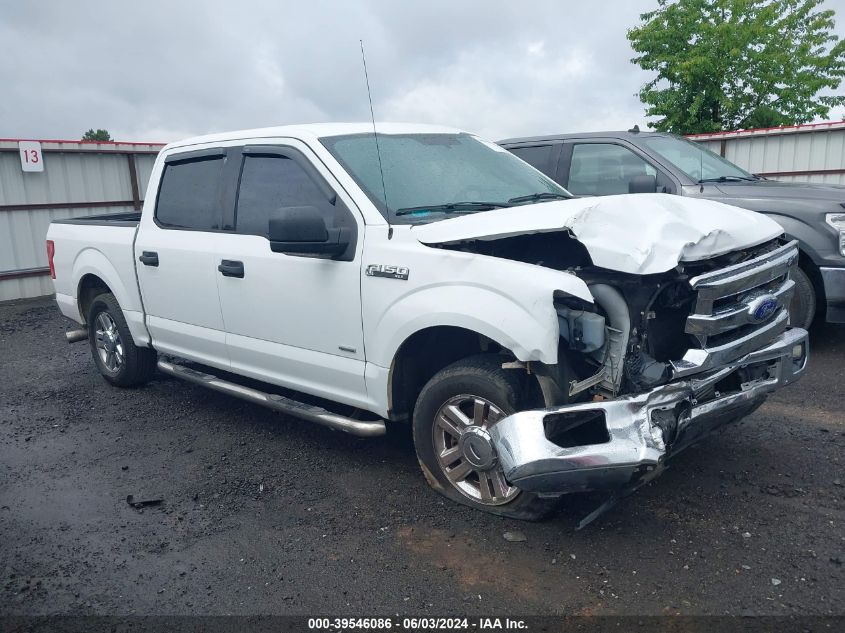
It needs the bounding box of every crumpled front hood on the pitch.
[412,193,783,275]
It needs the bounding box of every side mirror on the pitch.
[268,206,349,257]
[628,174,658,194]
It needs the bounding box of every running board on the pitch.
[156,360,386,438]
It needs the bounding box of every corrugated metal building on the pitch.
[0,139,164,300]
[689,121,845,185]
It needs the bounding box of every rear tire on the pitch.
[788,266,816,330]
[87,293,157,387]
[412,354,556,521]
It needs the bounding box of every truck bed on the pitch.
[47,213,145,336]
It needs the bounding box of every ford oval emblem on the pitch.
[747,294,780,323]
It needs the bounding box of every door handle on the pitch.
[138,251,159,267]
[218,260,244,278]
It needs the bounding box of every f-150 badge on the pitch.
[366,264,410,280]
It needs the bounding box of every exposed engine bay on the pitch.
[440,231,811,526]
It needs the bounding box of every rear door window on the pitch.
[567,143,656,196]
[155,155,225,230]
[508,144,557,177]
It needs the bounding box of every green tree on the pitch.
[627,0,845,134]
[81,129,112,141]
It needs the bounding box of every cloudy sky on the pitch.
[1,0,844,143]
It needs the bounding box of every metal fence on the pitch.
[689,120,845,185]
[0,139,164,300]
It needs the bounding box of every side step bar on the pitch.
[156,360,386,438]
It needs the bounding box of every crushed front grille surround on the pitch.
[672,240,799,379]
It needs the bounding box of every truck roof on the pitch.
[498,130,671,145]
[165,122,466,151]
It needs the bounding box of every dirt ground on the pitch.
[1,296,842,616]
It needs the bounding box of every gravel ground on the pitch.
[0,296,843,616]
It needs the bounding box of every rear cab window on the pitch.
[508,144,558,177]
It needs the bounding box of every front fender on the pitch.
[760,212,835,265]
[373,284,558,365]
[364,250,593,368]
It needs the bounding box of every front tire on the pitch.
[412,355,556,521]
[87,293,157,387]
[788,266,816,330]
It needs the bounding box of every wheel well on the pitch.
[78,274,113,323]
[388,326,512,421]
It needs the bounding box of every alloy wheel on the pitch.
[94,312,124,373]
[432,394,520,505]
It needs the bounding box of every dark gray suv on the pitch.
[499,130,845,330]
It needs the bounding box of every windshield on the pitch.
[641,135,757,182]
[320,133,571,224]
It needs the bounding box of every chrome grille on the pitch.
[672,240,799,378]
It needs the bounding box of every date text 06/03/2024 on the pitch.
[307,617,528,630]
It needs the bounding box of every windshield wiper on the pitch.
[698,175,758,183]
[395,201,511,216]
[507,192,571,204]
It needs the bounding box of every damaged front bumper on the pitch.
[490,328,809,495]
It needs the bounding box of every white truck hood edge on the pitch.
[412,194,783,275]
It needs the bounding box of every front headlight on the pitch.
[825,213,845,256]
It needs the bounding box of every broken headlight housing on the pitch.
[826,212,845,256]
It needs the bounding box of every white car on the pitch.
[47,123,808,523]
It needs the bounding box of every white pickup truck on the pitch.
[47,123,809,523]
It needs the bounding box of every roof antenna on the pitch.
[360,40,390,231]
[629,124,640,134]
